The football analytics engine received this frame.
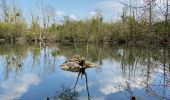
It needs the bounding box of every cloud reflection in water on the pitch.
[0,74,40,100]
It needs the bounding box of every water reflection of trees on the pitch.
[0,43,28,79]
[55,67,91,100]
[55,84,79,100]
[0,43,170,99]
[111,45,170,99]
[1,43,169,75]
[0,43,60,79]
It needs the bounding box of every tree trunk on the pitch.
[165,0,169,37]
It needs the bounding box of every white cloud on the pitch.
[90,11,97,16]
[55,10,77,20]
[0,74,40,100]
[56,10,66,17]
[69,14,77,20]
[94,0,124,20]
[96,1,123,12]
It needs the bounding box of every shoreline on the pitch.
[0,38,169,47]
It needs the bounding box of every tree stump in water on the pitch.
[60,54,97,72]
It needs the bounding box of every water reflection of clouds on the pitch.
[96,59,152,95]
[78,96,105,100]
[60,70,78,78]
[0,74,40,100]
[77,82,94,92]
[60,68,94,91]
[58,59,148,98]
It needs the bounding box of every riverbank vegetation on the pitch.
[0,0,169,45]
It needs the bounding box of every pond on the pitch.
[0,43,170,100]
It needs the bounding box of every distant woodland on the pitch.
[0,0,169,45]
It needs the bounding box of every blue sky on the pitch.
[18,0,124,22]
[1,0,167,23]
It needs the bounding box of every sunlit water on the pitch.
[0,43,170,100]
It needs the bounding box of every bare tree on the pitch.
[158,0,170,40]
[165,0,169,37]
[0,0,9,22]
[45,5,56,25]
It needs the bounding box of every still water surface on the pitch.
[0,43,170,100]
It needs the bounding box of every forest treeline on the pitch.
[0,0,169,45]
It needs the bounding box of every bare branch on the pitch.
[118,0,156,9]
